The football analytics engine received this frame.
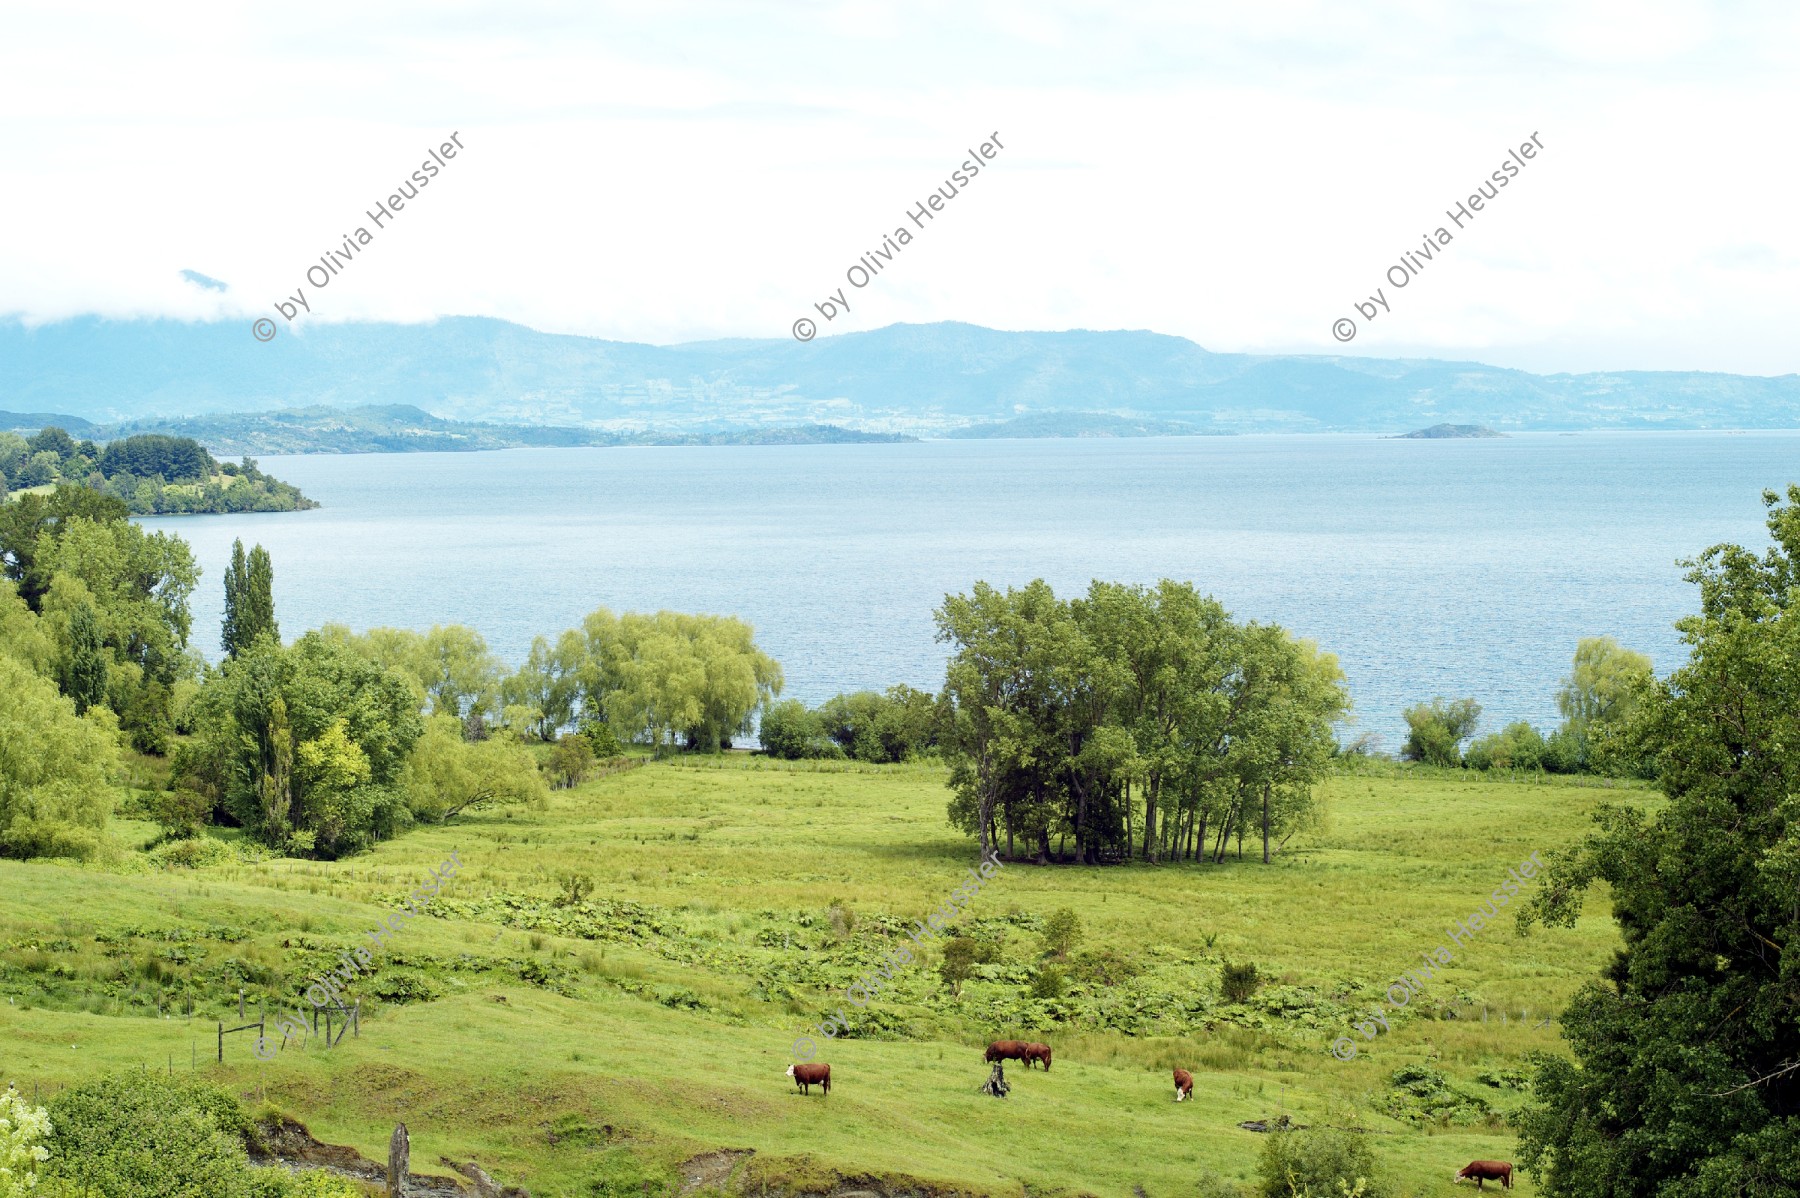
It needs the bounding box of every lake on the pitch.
[140,432,1800,752]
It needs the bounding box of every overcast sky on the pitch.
[1,0,1795,374]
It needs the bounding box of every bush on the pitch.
[939,935,999,994]
[366,969,443,1004]
[149,787,212,839]
[579,719,623,758]
[38,1071,362,1197]
[756,699,837,759]
[1221,960,1261,1003]
[557,871,596,906]
[1028,964,1067,999]
[1401,697,1481,766]
[1463,721,1548,771]
[1255,1126,1387,1198]
[547,734,597,788]
[1039,907,1082,960]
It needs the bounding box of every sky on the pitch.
[1,0,1796,375]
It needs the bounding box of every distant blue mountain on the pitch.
[2,315,1796,433]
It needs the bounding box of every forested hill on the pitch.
[0,427,316,514]
[5,316,1800,434]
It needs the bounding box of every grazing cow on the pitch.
[1022,1042,1053,1071]
[1173,1068,1194,1102]
[786,1063,831,1095]
[985,1040,1031,1066]
[1454,1162,1512,1190]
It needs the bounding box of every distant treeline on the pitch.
[83,405,912,455]
[0,427,316,514]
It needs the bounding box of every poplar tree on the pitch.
[222,539,279,658]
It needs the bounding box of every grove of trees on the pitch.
[934,578,1349,865]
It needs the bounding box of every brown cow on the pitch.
[786,1062,830,1095]
[985,1040,1031,1066]
[1173,1068,1194,1102]
[1022,1042,1053,1071]
[1454,1162,1512,1190]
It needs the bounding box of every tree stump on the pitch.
[388,1122,410,1197]
[980,1060,1011,1098]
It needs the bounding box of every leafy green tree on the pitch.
[547,733,597,788]
[758,698,837,759]
[502,629,585,739]
[221,539,278,658]
[587,609,782,753]
[0,581,54,676]
[1400,697,1481,766]
[401,714,547,821]
[938,578,1348,865]
[1555,635,1655,773]
[187,633,422,856]
[0,485,131,608]
[1518,485,1800,1198]
[0,653,116,860]
[25,426,77,462]
[55,600,108,714]
[97,433,214,481]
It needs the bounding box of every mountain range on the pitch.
[3,315,1797,435]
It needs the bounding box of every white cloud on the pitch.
[0,0,1793,374]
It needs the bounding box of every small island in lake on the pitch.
[0,426,317,514]
[1395,423,1506,439]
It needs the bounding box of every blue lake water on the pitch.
[139,433,1800,752]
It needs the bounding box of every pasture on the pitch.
[0,758,1645,1197]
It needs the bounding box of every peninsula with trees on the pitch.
[0,425,316,514]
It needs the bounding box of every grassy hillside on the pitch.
[0,759,1643,1197]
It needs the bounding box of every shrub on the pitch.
[1255,1126,1387,1198]
[578,718,623,759]
[547,735,597,788]
[1463,721,1548,771]
[1400,697,1481,766]
[1383,1064,1491,1125]
[40,1071,303,1197]
[557,871,597,906]
[939,935,999,995]
[756,699,837,759]
[826,899,856,938]
[149,787,212,839]
[366,969,442,1004]
[1029,964,1067,999]
[1221,960,1261,1003]
[1039,907,1082,960]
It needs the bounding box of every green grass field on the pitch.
[0,759,1648,1197]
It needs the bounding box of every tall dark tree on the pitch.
[58,601,108,715]
[1518,484,1800,1198]
[222,539,278,658]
